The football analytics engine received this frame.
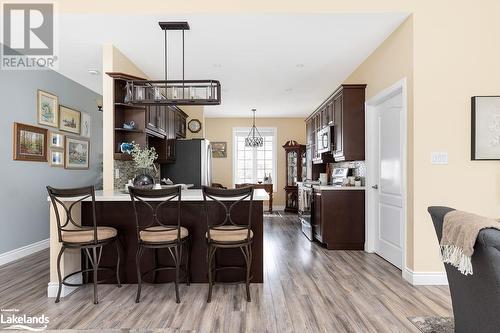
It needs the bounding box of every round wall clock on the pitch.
[188,119,202,133]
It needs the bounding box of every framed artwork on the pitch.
[471,96,500,160]
[212,142,227,158]
[49,149,64,167]
[65,137,90,169]
[13,122,48,162]
[49,132,65,148]
[37,90,59,128]
[59,105,81,134]
[80,113,91,138]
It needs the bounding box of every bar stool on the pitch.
[129,186,190,303]
[202,186,254,303]
[47,186,121,304]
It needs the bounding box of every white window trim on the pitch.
[232,127,278,192]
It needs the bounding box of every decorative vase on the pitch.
[133,169,154,189]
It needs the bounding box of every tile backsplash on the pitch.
[328,160,366,178]
[114,160,161,189]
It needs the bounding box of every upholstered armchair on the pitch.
[427,206,500,333]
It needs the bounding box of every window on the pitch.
[233,127,277,191]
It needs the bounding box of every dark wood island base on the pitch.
[81,200,263,284]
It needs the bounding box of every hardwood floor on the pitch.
[0,213,451,332]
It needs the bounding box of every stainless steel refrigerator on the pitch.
[160,139,212,189]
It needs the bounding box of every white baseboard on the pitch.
[0,238,49,266]
[47,273,82,298]
[403,267,448,285]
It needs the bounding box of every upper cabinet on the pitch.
[305,84,366,163]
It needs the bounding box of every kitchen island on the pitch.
[48,189,268,297]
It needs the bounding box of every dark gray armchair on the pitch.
[428,206,500,333]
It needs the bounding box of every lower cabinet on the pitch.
[311,189,365,250]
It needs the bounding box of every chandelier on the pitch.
[124,22,221,106]
[245,108,264,147]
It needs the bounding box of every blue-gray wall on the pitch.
[0,69,102,254]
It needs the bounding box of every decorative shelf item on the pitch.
[283,140,306,213]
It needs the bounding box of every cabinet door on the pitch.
[312,191,323,242]
[327,102,334,125]
[333,94,343,159]
[175,112,187,138]
[157,106,167,134]
[167,107,176,139]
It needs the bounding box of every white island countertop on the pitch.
[49,188,270,202]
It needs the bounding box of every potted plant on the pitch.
[130,143,158,189]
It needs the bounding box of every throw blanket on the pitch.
[441,210,500,275]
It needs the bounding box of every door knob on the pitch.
[372,185,378,189]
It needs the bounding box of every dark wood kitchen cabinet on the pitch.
[305,84,366,164]
[107,72,188,162]
[311,188,365,250]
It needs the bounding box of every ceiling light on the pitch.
[296,64,304,68]
[124,21,221,106]
[88,69,100,75]
[245,108,263,148]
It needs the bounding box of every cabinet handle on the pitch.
[372,185,378,189]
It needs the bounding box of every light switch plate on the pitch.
[115,168,120,179]
[431,152,448,165]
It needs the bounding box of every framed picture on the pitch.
[49,132,64,148]
[13,122,48,162]
[37,90,59,128]
[212,141,227,158]
[49,149,64,167]
[471,96,500,160]
[80,112,91,138]
[59,105,81,134]
[65,137,90,169]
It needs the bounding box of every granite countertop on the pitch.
[48,189,270,202]
[312,185,366,191]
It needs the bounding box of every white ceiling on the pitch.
[57,13,408,118]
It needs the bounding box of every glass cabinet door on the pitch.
[287,150,298,186]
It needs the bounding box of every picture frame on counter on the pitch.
[49,149,64,167]
[211,141,227,158]
[471,96,500,160]
[37,90,59,128]
[65,137,90,169]
[59,105,81,134]
[13,122,48,162]
[49,131,65,149]
[81,112,91,138]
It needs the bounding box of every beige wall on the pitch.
[205,118,306,206]
[344,16,415,268]
[180,106,206,139]
[102,44,149,190]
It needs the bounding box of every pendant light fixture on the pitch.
[245,108,264,147]
[124,21,221,106]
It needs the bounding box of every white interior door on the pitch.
[372,91,404,269]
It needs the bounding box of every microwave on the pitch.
[317,126,332,154]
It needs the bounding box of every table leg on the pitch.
[268,191,273,213]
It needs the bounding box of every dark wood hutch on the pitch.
[283,140,306,213]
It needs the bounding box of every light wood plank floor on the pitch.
[0,213,451,332]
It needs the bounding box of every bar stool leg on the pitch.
[55,246,65,303]
[153,248,159,283]
[115,240,122,288]
[91,247,99,304]
[174,245,181,303]
[207,245,216,303]
[186,238,191,286]
[240,244,252,302]
[135,245,144,303]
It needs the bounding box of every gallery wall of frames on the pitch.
[13,89,92,169]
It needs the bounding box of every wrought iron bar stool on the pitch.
[47,186,121,304]
[129,186,190,303]
[202,185,254,303]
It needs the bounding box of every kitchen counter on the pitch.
[49,188,269,202]
[47,188,268,298]
[312,185,365,191]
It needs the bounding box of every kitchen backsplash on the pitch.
[114,160,161,189]
[328,160,366,178]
